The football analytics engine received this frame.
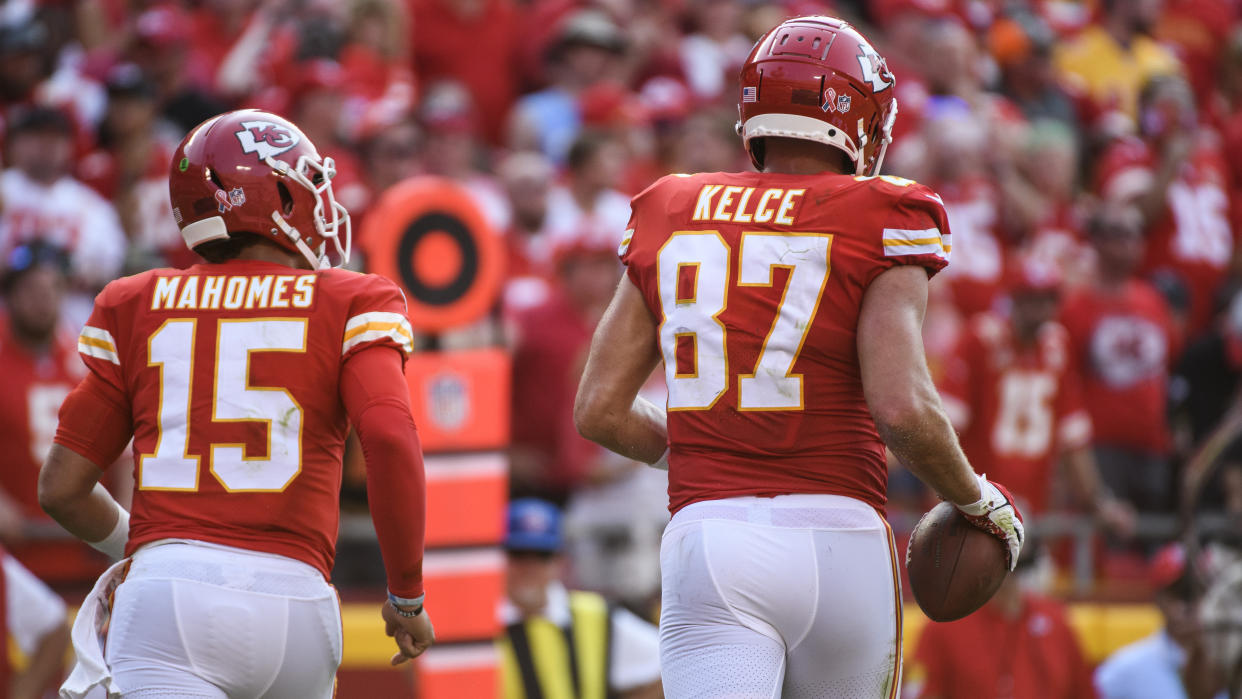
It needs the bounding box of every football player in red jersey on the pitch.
[573,16,1024,698]
[38,109,434,698]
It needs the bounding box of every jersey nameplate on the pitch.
[690,185,806,226]
[150,274,316,311]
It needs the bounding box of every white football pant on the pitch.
[659,494,902,699]
[105,541,342,699]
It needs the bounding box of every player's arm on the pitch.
[858,265,1023,567]
[38,371,134,558]
[574,275,667,466]
[339,345,434,664]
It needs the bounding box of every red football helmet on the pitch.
[169,109,350,269]
[737,16,898,175]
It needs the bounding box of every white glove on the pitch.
[955,473,1025,571]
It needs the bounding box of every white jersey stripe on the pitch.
[78,326,120,364]
[342,312,414,357]
[78,341,120,365]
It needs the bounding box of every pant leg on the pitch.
[106,578,228,699]
[106,544,340,699]
[659,519,788,699]
[782,526,901,699]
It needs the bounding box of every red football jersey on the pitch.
[1060,281,1178,454]
[938,314,1092,513]
[621,172,951,514]
[1096,136,1235,334]
[58,259,413,577]
[0,315,110,583]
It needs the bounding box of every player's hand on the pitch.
[955,473,1024,571]
[381,600,435,665]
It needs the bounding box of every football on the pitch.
[906,501,1009,622]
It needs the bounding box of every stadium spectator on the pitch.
[1054,0,1182,123]
[0,545,71,699]
[1062,204,1180,513]
[1174,290,1242,445]
[1015,120,1094,289]
[678,0,750,100]
[410,0,520,143]
[543,129,632,254]
[498,150,558,289]
[126,4,229,134]
[906,542,1095,699]
[939,258,1132,531]
[1095,74,1234,337]
[990,12,1078,126]
[78,64,186,270]
[508,234,622,504]
[499,498,661,699]
[0,242,111,587]
[1095,544,1229,699]
[508,9,628,162]
[0,107,127,325]
[418,81,509,231]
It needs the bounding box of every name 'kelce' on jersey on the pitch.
[691,185,805,225]
[149,273,317,311]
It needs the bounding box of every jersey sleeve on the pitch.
[76,283,127,395]
[618,176,672,312]
[341,274,415,365]
[877,183,952,277]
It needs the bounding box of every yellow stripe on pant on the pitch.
[498,590,610,699]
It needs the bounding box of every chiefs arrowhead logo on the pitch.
[235,120,300,161]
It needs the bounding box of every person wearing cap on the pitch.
[1095,544,1229,699]
[906,535,1095,699]
[939,257,1134,532]
[498,499,661,699]
[0,107,127,325]
[508,225,625,503]
[507,9,628,163]
[0,242,124,587]
[1061,203,1180,515]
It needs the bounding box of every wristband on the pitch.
[88,504,129,559]
[651,448,670,471]
[387,591,425,617]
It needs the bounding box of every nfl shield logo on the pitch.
[836,94,852,113]
[742,86,757,103]
[428,372,469,431]
[228,187,246,207]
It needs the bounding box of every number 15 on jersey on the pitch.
[657,231,832,412]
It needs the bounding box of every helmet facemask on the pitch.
[267,153,352,270]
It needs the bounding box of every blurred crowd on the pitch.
[1,0,1242,692]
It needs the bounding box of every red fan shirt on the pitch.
[622,172,952,514]
[0,315,109,584]
[907,593,1096,699]
[1060,281,1178,454]
[938,314,1092,513]
[54,260,414,578]
[1096,136,1235,335]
